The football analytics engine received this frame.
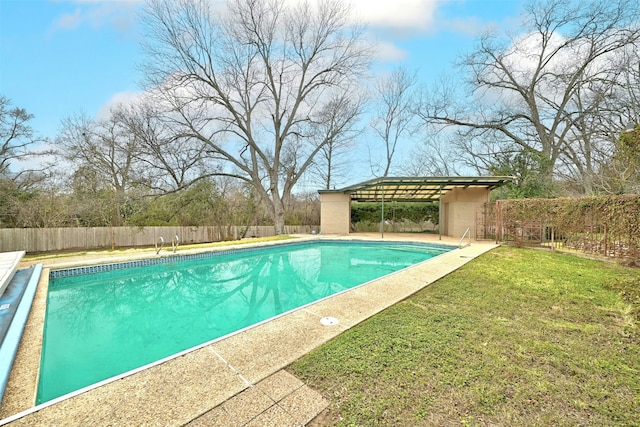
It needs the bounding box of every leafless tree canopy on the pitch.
[418,0,640,194]
[370,67,418,177]
[116,103,217,192]
[56,112,147,225]
[140,0,371,233]
[0,96,41,177]
[310,94,365,190]
[57,113,141,195]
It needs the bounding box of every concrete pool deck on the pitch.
[0,234,499,426]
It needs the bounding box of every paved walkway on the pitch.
[0,235,498,426]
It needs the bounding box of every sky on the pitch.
[0,0,525,182]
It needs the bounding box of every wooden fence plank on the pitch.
[0,225,315,253]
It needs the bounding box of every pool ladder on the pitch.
[458,227,471,249]
[156,235,180,254]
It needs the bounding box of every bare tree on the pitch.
[141,0,371,234]
[593,124,640,194]
[405,134,463,177]
[0,96,43,177]
[370,67,418,177]
[586,46,640,193]
[309,94,364,190]
[417,0,640,194]
[56,112,144,225]
[117,102,218,192]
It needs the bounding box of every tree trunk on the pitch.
[273,198,286,235]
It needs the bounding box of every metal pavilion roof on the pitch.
[319,176,514,202]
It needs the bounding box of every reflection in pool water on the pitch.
[38,241,451,403]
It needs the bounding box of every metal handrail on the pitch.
[155,236,164,254]
[172,235,180,253]
[458,227,471,248]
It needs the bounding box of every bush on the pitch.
[351,202,438,224]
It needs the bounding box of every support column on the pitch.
[319,192,351,234]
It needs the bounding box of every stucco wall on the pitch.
[441,187,489,239]
[319,192,351,234]
[318,186,491,238]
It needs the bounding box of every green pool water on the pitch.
[38,241,451,403]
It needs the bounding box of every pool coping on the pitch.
[0,265,41,405]
[0,234,499,426]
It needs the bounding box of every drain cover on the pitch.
[320,316,339,326]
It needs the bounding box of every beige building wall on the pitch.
[319,186,491,238]
[319,192,351,234]
[441,187,489,239]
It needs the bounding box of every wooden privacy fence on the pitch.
[475,195,640,264]
[0,225,316,253]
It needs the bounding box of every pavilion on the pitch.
[318,176,513,239]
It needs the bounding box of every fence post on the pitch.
[495,200,503,243]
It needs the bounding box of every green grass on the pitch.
[289,247,640,426]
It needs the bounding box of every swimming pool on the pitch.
[38,240,452,403]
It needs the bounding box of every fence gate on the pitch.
[475,202,496,241]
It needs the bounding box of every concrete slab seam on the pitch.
[208,346,252,387]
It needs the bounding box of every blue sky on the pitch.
[1,0,525,180]
[1,0,524,138]
[1,0,142,139]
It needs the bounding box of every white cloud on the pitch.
[373,40,410,61]
[96,90,146,120]
[50,0,444,35]
[54,7,83,30]
[444,16,494,36]
[345,0,443,64]
[50,0,144,34]
[351,0,439,32]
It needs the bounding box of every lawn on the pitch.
[288,246,640,426]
